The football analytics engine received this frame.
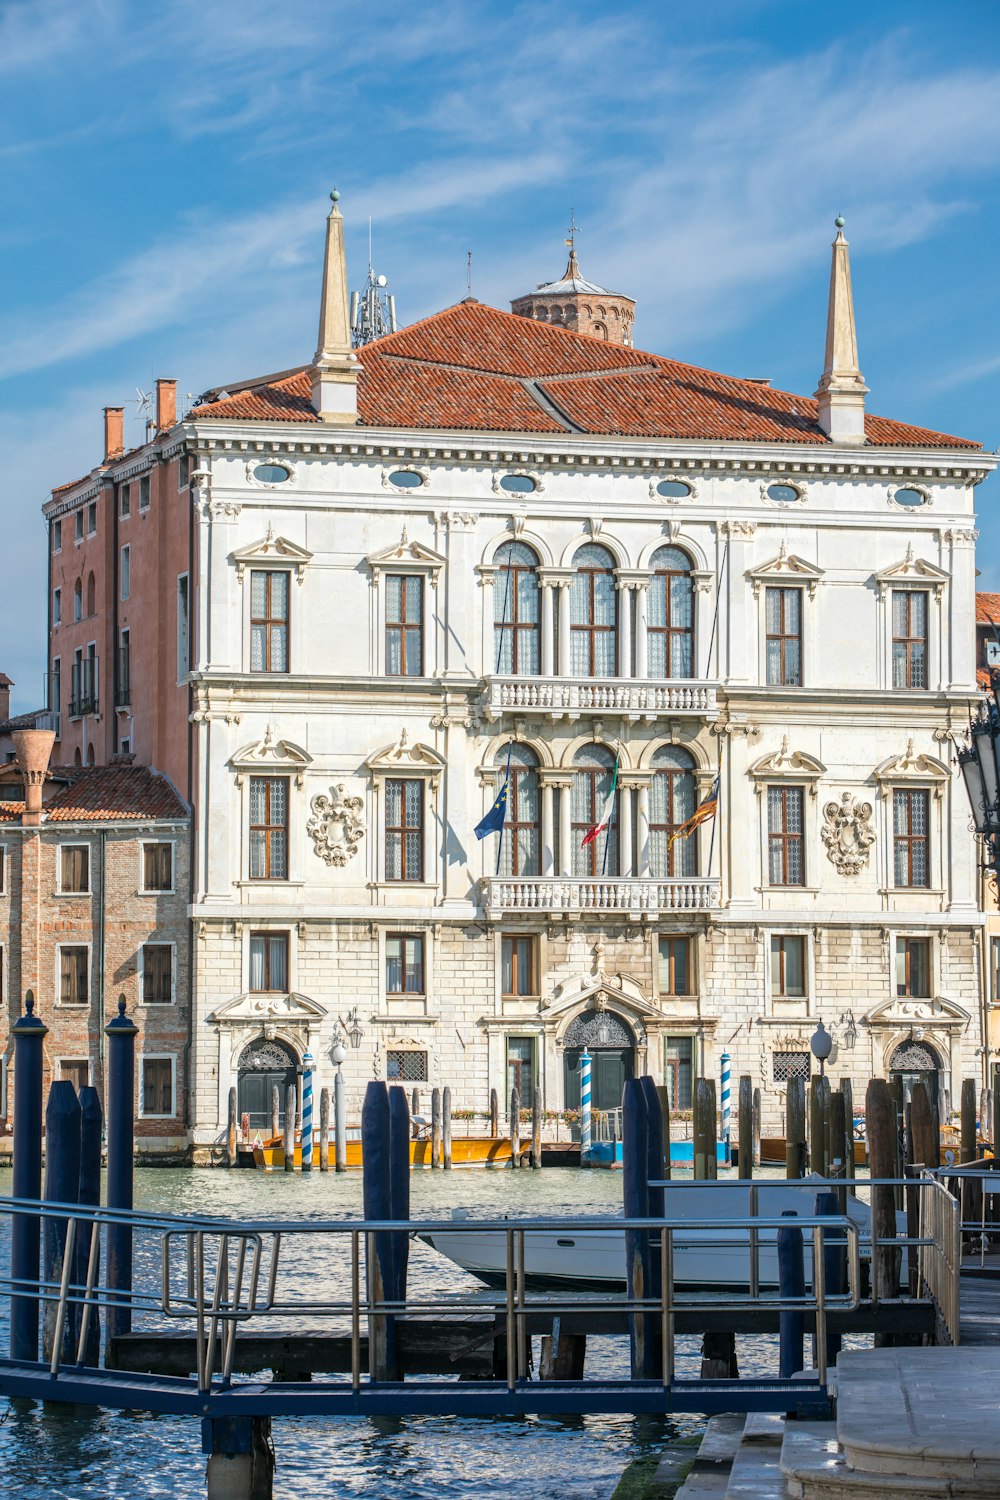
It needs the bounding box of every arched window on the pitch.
[73,579,82,623]
[86,743,95,766]
[570,544,617,676]
[650,745,697,877]
[86,572,96,617]
[648,546,694,678]
[495,743,540,876]
[494,542,540,675]
[73,747,82,768]
[571,743,618,877]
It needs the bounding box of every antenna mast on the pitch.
[350,221,397,347]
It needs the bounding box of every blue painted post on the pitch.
[639,1075,664,1371]
[580,1048,592,1163]
[361,1080,397,1380]
[720,1052,732,1166]
[42,1081,82,1363]
[623,1078,656,1378]
[10,992,48,1362]
[301,1051,314,1172]
[815,1190,844,1366]
[777,1210,805,1378]
[388,1085,411,1310]
[75,1085,103,1366]
[105,995,137,1351]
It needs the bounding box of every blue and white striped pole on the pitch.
[720,1051,731,1165]
[580,1047,592,1163]
[301,1050,314,1172]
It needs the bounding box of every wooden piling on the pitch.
[737,1075,753,1179]
[829,1090,847,1186]
[809,1078,828,1178]
[866,1079,900,1300]
[510,1087,521,1167]
[655,1085,672,1180]
[786,1076,806,1180]
[532,1086,542,1170]
[693,1077,717,1179]
[227,1086,238,1168]
[271,1084,280,1143]
[911,1080,936,1170]
[490,1087,499,1139]
[889,1074,905,1210]
[431,1087,442,1169]
[961,1078,978,1164]
[411,1087,420,1119]
[319,1088,330,1172]
[539,1318,586,1379]
[284,1084,297,1172]
[982,1088,990,1146]
[442,1086,453,1170]
[752,1086,761,1168]
[841,1078,856,1185]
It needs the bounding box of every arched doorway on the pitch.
[888,1037,941,1112]
[237,1036,298,1134]
[563,1008,636,1111]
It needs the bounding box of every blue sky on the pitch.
[2,0,1000,711]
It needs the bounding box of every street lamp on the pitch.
[959,696,1000,852]
[810,1020,833,1078]
[342,1007,365,1049]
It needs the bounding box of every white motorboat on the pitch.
[421,1177,899,1292]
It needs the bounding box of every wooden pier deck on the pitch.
[959,1253,1000,1345]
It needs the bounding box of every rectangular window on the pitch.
[385,575,423,675]
[60,1059,90,1091]
[386,933,425,995]
[141,1057,174,1117]
[387,1049,428,1082]
[250,570,289,672]
[992,936,1000,1004]
[893,788,929,887]
[767,786,804,886]
[770,935,806,997]
[87,502,97,535]
[142,842,173,892]
[892,590,928,689]
[142,945,174,1004]
[178,454,190,489]
[52,519,62,552]
[51,658,60,721]
[664,1036,694,1110]
[249,777,289,880]
[53,588,61,626]
[139,475,150,510]
[773,1051,810,1084]
[658,936,692,996]
[59,947,89,1006]
[117,628,130,708]
[120,544,130,601]
[249,932,289,992]
[501,934,538,996]
[507,1035,536,1105]
[896,937,931,998]
[75,510,84,543]
[119,485,131,520]
[765,587,802,686]
[385,779,423,881]
[60,844,90,893]
[177,574,190,682]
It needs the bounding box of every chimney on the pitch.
[0,674,12,725]
[104,406,125,462]
[156,378,177,432]
[12,728,56,827]
[814,217,868,447]
[310,189,360,424]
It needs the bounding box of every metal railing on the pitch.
[919,1170,961,1343]
[593,1108,622,1143]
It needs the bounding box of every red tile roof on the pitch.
[977,592,1000,625]
[0,765,188,824]
[189,301,980,448]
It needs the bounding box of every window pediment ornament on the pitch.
[746,543,825,599]
[307,783,366,866]
[210,991,328,1025]
[230,723,312,787]
[821,792,876,876]
[874,544,949,600]
[366,527,447,588]
[749,736,826,792]
[864,994,970,1029]
[231,525,312,585]
[366,729,446,789]
[873,739,950,797]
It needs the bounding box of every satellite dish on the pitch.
[376,274,388,287]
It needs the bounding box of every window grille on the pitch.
[772,1050,810,1083]
[386,1050,428,1082]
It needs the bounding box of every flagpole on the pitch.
[704,538,729,679]
[496,544,514,675]
[496,737,513,876]
[707,749,722,880]
[601,747,620,877]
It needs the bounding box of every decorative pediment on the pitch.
[307,783,365,866]
[230,724,312,787]
[365,729,446,787]
[366,527,447,587]
[747,543,825,598]
[873,739,950,793]
[749,736,826,788]
[210,991,328,1025]
[864,994,971,1030]
[873,544,949,600]
[231,525,312,584]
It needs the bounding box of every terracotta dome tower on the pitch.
[511,224,635,346]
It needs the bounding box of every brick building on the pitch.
[0,730,191,1159]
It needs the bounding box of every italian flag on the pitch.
[581,752,620,847]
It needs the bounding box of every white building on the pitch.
[57,199,996,1152]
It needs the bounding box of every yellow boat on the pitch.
[252,1134,302,1171]
[252,1132,528,1171]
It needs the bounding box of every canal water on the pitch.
[0,1164,785,1499]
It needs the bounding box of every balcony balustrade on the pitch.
[480,875,720,917]
[481,674,717,722]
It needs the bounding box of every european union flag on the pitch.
[475,779,508,840]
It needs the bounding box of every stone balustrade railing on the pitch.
[480,876,720,915]
[481,675,717,721]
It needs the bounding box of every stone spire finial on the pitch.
[814,217,868,446]
[310,189,360,425]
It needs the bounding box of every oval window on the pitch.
[388,470,424,489]
[893,487,926,508]
[656,479,692,498]
[766,483,800,504]
[253,463,290,484]
[499,473,536,494]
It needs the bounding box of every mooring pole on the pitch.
[227,1086,238,1169]
[319,1088,330,1172]
[532,1085,543,1169]
[442,1085,453,1170]
[105,995,138,1349]
[719,1052,731,1165]
[271,1084,280,1143]
[786,1076,806,1180]
[76,1085,103,1366]
[301,1051,314,1173]
[431,1087,442,1169]
[42,1080,82,1362]
[10,991,47,1362]
[752,1086,761,1168]
[388,1085,411,1312]
[284,1084,296,1173]
[361,1081,396,1381]
[655,1084,672,1180]
[580,1048,592,1163]
[777,1210,805,1377]
[693,1077,718,1180]
[489,1087,499,1139]
[334,1067,347,1174]
[510,1087,521,1167]
[738,1075,753,1179]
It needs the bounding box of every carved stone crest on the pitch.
[307,784,365,867]
[821,792,875,876]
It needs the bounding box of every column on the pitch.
[559,782,573,876]
[620,786,634,876]
[618,582,632,678]
[635,582,649,679]
[558,583,571,676]
[637,783,651,876]
[540,581,554,677]
[541,780,555,875]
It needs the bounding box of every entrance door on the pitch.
[562,1008,637,1111]
[237,1037,298,1133]
[888,1038,941,1113]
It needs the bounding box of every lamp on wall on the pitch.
[959,695,1000,856]
[842,1012,858,1049]
[342,1007,365,1049]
